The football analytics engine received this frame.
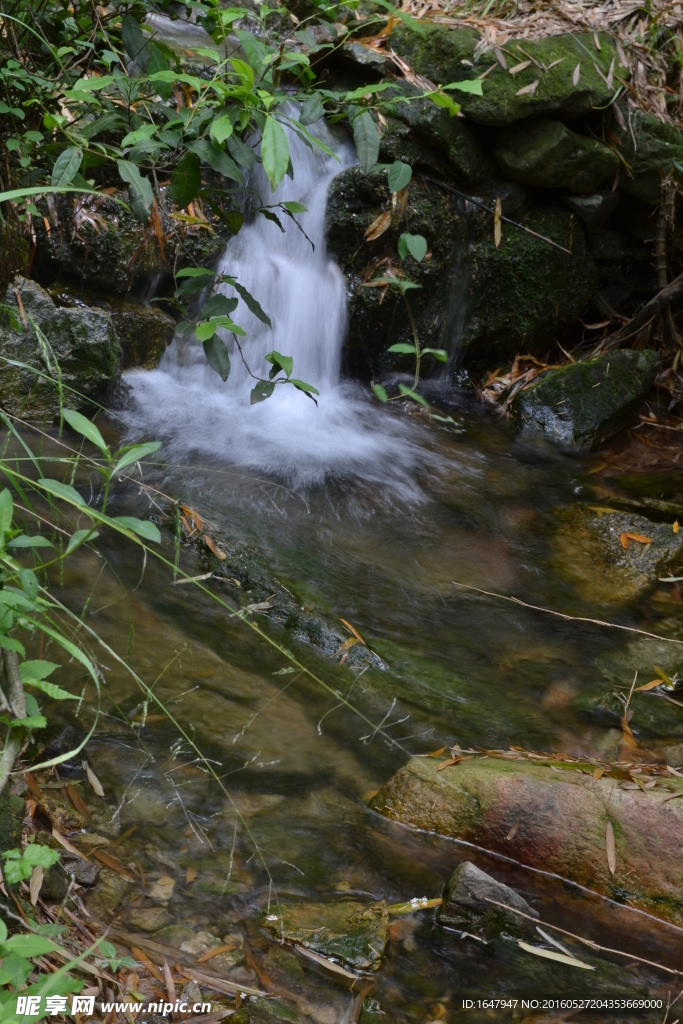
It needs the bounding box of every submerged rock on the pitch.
[262,900,389,972]
[513,350,660,450]
[495,119,618,194]
[48,281,175,370]
[389,27,621,125]
[438,861,538,940]
[0,277,120,418]
[370,755,683,924]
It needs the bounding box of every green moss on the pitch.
[262,899,388,971]
[0,793,24,853]
[607,108,683,205]
[495,119,619,193]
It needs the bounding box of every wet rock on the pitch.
[389,26,620,125]
[369,755,683,924]
[155,924,195,947]
[552,507,683,605]
[49,281,175,370]
[62,853,101,887]
[128,906,172,932]
[513,350,660,450]
[35,191,229,294]
[36,791,86,833]
[40,861,68,902]
[179,931,243,972]
[438,861,538,940]
[495,120,618,194]
[0,216,29,296]
[0,277,120,419]
[563,192,621,230]
[608,108,683,205]
[86,866,131,919]
[0,793,24,852]
[262,900,389,972]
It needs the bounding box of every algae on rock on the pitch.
[262,899,388,972]
[607,109,683,205]
[495,119,619,193]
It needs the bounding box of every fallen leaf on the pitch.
[437,756,461,771]
[66,783,90,820]
[573,62,581,85]
[387,896,443,914]
[163,960,176,1003]
[620,532,629,550]
[509,60,531,76]
[426,747,446,758]
[666,765,683,778]
[493,196,502,248]
[196,944,234,964]
[606,820,616,876]
[606,56,615,90]
[340,618,365,644]
[293,944,360,979]
[674,521,679,534]
[635,680,662,691]
[204,535,227,560]
[245,599,274,613]
[506,823,518,841]
[85,763,105,798]
[494,47,507,69]
[186,866,198,883]
[517,940,595,971]
[131,947,164,982]
[92,849,136,880]
[593,766,605,782]
[29,865,43,906]
[52,827,90,861]
[364,211,391,242]
[516,80,539,96]
[625,532,653,545]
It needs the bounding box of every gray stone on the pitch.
[563,191,621,229]
[62,853,101,887]
[262,900,389,972]
[513,349,660,449]
[128,906,173,932]
[438,861,538,939]
[0,277,120,419]
[495,119,619,193]
[608,108,683,205]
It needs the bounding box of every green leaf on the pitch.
[195,320,217,341]
[148,43,171,97]
[353,111,379,173]
[19,660,59,682]
[38,478,85,506]
[372,0,425,35]
[65,529,99,555]
[265,350,293,378]
[398,383,429,406]
[422,347,449,362]
[188,140,243,185]
[398,232,427,262]
[112,442,161,476]
[0,636,25,656]
[169,151,201,210]
[24,678,77,700]
[372,383,388,402]
[175,267,216,280]
[388,343,415,354]
[442,79,484,95]
[121,124,158,149]
[429,91,461,117]
[250,380,276,404]
[121,14,150,69]
[21,845,60,869]
[299,94,324,126]
[227,135,256,172]
[203,336,231,381]
[98,940,117,959]
[210,114,234,144]
[201,295,238,318]
[7,535,54,549]
[62,408,107,454]
[281,201,307,214]
[289,379,319,404]
[387,160,412,193]
[19,569,38,599]
[117,159,153,222]
[112,517,161,543]
[10,715,47,730]
[0,952,31,989]
[2,935,57,957]
[228,280,271,327]
[51,147,82,187]
[230,57,255,87]
[0,488,12,537]
[262,117,290,192]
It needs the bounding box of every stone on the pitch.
[513,349,660,450]
[62,853,101,887]
[438,861,538,939]
[389,26,620,125]
[370,755,683,925]
[0,216,29,296]
[495,120,619,194]
[563,191,621,230]
[262,900,389,972]
[0,793,24,853]
[0,277,120,419]
[608,108,683,205]
[129,906,172,932]
[86,866,131,919]
[179,931,243,973]
[48,281,175,370]
[35,190,229,293]
[36,791,86,834]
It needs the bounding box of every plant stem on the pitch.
[0,650,27,796]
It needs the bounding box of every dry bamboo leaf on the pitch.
[593,766,605,781]
[517,940,595,971]
[494,47,507,69]
[66,783,90,820]
[85,762,105,798]
[593,32,601,51]
[509,60,531,76]
[606,56,615,89]
[92,849,137,880]
[245,599,274,613]
[204,535,227,560]
[163,960,176,1003]
[340,618,365,644]
[506,823,518,840]
[493,196,502,248]
[516,80,538,96]
[666,765,683,778]
[426,747,446,758]
[196,945,234,964]
[131,947,164,982]
[51,827,90,861]
[606,820,616,876]
[29,865,43,906]
[625,532,653,544]
[293,944,360,980]
[186,866,198,883]
[364,211,391,241]
[635,679,662,691]
[674,521,679,534]
[437,756,462,771]
[573,62,581,85]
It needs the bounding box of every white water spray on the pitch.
[127,118,427,488]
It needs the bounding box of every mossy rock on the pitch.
[496,119,619,193]
[0,793,24,854]
[48,281,175,370]
[262,899,388,971]
[0,277,120,419]
[607,108,683,205]
[390,26,620,125]
[0,216,29,296]
[513,349,660,449]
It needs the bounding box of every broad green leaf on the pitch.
[203,336,231,381]
[201,295,238,318]
[262,116,290,192]
[265,350,293,379]
[227,135,256,172]
[353,112,379,173]
[0,636,25,656]
[230,58,255,87]
[121,14,150,69]
[422,347,449,362]
[290,379,319,404]
[398,232,427,263]
[23,678,77,700]
[387,161,412,193]
[148,71,202,93]
[0,488,12,536]
[388,343,415,354]
[0,951,31,989]
[21,845,60,869]
[442,79,484,95]
[70,75,115,92]
[10,715,47,730]
[19,568,38,599]
[210,114,234,144]
[51,146,82,187]
[2,935,57,957]
[112,517,161,544]
[121,123,158,149]
[175,267,215,279]
[117,159,153,222]
[148,43,171,97]
[429,91,461,117]
[7,535,54,549]
[372,383,388,402]
[169,151,201,210]
[398,384,429,406]
[299,94,324,126]
[112,442,161,476]
[63,408,107,454]
[65,529,99,555]
[19,660,59,682]
[38,478,85,506]
[281,201,307,214]
[98,940,117,959]
[195,320,217,341]
[251,380,276,404]
[189,140,242,185]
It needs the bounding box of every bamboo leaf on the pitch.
[62,409,107,454]
[606,820,616,875]
[262,116,290,191]
[517,940,595,971]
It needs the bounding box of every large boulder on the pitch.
[495,119,619,193]
[438,861,538,940]
[48,281,175,370]
[35,191,229,294]
[0,277,120,418]
[389,26,621,125]
[370,755,683,924]
[262,900,389,972]
[512,349,660,449]
[607,109,683,205]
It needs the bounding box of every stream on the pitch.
[45,122,683,1021]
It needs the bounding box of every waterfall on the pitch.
[126,117,428,490]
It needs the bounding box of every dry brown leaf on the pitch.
[92,849,136,880]
[131,947,164,982]
[51,827,90,861]
[186,866,198,883]
[572,62,581,85]
[593,766,605,782]
[29,865,43,906]
[625,532,653,545]
[164,960,176,1003]
[426,747,446,758]
[674,521,679,534]
[516,80,539,96]
[437,756,461,771]
[293,944,359,980]
[364,211,391,242]
[506,823,518,840]
[619,532,629,550]
[85,763,104,798]
[635,679,662,691]
[666,765,683,778]
[606,820,616,876]
[196,945,234,964]
[340,618,365,644]
[509,60,531,76]
[66,783,90,820]
[494,47,507,69]
[493,196,502,248]
[204,535,227,560]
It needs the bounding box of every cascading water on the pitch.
[127,117,428,489]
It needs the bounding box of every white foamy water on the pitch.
[126,116,429,489]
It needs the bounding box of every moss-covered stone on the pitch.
[0,215,29,296]
[513,350,660,449]
[0,793,24,853]
[35,191,229,293]
[495,119,618,193]
[607,109,683,205]
[48,281,175,370]
[389,26,620,125]
[262,899,388,971]
[0,277,120,419]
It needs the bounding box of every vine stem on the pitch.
[0,650,27,797]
